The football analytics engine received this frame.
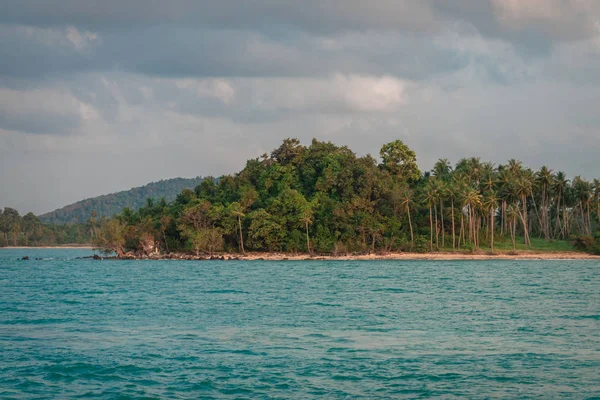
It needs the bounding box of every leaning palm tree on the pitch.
[400,186,415,250]
[229,202,246,254]
[506,204,520,252]
[515,173,533,246]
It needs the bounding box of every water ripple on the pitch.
[0,249,599,398]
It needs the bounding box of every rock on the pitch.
[21,256,30,260]
[92,254,103,260]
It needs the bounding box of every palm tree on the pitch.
[447,180,460,250]
[483,191,498,252]
[432,158,452,181]
[464,188,482,248]
[301,206,314,255]
[400,186,415,250]
[573,176,593,235]
[552,171,569,239]
[506,205,519,252]
[535,166,553,239]
[424,179,439,251]
[593,179,600,224]
[515,173,533,246]
[229,202,246,254]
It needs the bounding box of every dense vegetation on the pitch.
[0,208,90,247]
[39,177,205,224]
[94,138,600,257]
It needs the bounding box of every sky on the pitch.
[1,0,600,215]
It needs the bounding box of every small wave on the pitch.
[311,302,340,307]
[203,289,249,294]
[372,288,410,293]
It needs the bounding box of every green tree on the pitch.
[379,140,420,182]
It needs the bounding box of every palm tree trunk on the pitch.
[238,215,245,254]
[440,201,446,248]
[451,198,456,250]
[511,217,517,251]
[459,212,464,249]
[587,203,592,235]
[163,230,169,254]
[434,204,439,250]
[305,219,311,255]
[490,208,494,252]
[555,194,562,239]
[429,206,433,251]
[521,194,529,245]
[406,204,414,251]
[518,209,531,247]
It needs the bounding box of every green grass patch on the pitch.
[437,235,579,253]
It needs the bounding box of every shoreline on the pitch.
[118,251,600,261]
[3,247,598,260]
[1,246,94,249]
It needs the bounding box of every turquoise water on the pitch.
[1,249,599,399]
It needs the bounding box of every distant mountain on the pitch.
[39,177,205,224]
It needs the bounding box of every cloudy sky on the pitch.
[1,1,600,214]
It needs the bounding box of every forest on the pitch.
[0,208,90,247]
[92,138,600,257]
[38,177,205,225]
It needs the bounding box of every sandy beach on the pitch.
[2,246,598,260]
[144,251,600,261]
[235,252,600,261]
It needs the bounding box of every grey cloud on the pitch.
[2,1,597,47]
[1,1,600,214]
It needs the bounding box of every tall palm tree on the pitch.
[535,166,553,239]
[400,187,415,250]
[230,202,246,254]
[464,188,482,248]
[424,179,440,251]
[516,173,533,246]
[552,171,569,239]
[496,166,512,236]
[432,158,452,181]
[483,191,498,252]
[593,178,600,224]
[506,205,520,252]
[447,180,459,250]
[301,207,313,255]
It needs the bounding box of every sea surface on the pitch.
[1,249,599,399]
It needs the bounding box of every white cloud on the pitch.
[0,87,98,134]
[245,74,407,113]
[65,26,99,50]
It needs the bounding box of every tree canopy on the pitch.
[90,138,599,256]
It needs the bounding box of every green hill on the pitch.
[39,177,205,224]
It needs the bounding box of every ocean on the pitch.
[1,248,599,398]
